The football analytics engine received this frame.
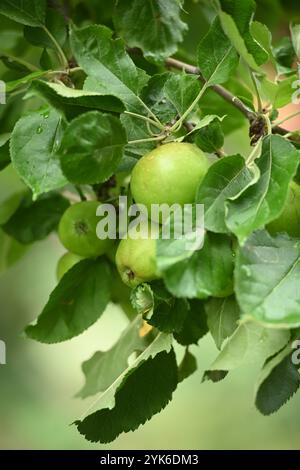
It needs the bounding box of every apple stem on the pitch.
[169,82,209,133]
[123,111,164,131]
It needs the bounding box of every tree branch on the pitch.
[165,57,295,140]
[165,57,255,121]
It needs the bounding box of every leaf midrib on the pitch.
[80,331,170,419]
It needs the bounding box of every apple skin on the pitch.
[58,201,113,257]
[130,142,210,220]
[116,225,160,288]
[110,266,136,319]
[267,181,300,238]
[56,252,84,281]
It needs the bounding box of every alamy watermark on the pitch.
[291,340,300,371]
[0,81,6,105]
[0,340,6,365]
[95,196,205,251]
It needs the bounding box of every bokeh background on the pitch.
[1,0,300,450]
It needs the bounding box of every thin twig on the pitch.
[250,70,263,113]
[128,135,166,145]
[42,26,68,69]
[124,111,164,130]
[75,185,87,201]
[165,58,258,123]
[137,96,163,127]
[166,57,300,143]
[246,138,263,165]
[0,52,40,72]
[170,82,209,132]
[215,148,226,158]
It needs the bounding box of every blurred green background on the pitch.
[1,0,300,450]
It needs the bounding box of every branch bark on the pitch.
[165,57,293,139]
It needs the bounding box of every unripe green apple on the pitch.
[116,224,160,288]
[56,252,84,281]
[267,181,300,238]
[130,142,210,220]
[110,265,136,319]
[58,200,113,257]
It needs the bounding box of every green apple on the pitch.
[267,181,300,238]
[110,265,136,319]
[130,142,210,220]
[56,252,84,281]
[58,200,113,257]
[116,224,160,288]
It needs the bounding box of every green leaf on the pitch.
[0,54,31,72]
[235,230,300,328]
[164,73,200,117]
[256,75,297,109]
[273,37,295,75]
[75,333,177,443]
[116,154,138,173]
[10,108,68,199]
[250,21,274,63]
[120,73,177,157]
[25,258,112,343]
[77,315,148,398]
[218,11,262,72]
[40,48,52,70]
[59,111,126,185]
[176,115,226,144]
[0,29,23,52]
[208,321,289,372]
[202,370,229,383]
[141,73,177,124]
[24,7,66,50]
[6,70,49,93]
[205,296,240,350]
[194,118,224,153]
[198,17,239,86]
[131,282,188,334]
[70,24,149,112]
[30,80,124,120]
[290,23,300,61]
[120,113,156,157]
[178,349,197,383]
[2,192,69,244]
[219,0,268,66]
[196,155,258,233]
[156,205,205,274]
[174,299,208,346]
[0,133,11,171]
[255,344,300,415]
[0,229,29,273]
[0,0,46,27]
[113,0,187,62]
[226,135,300,244]
[159,233,234,299]
[0,191,23,225]
[151,298,189,334]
